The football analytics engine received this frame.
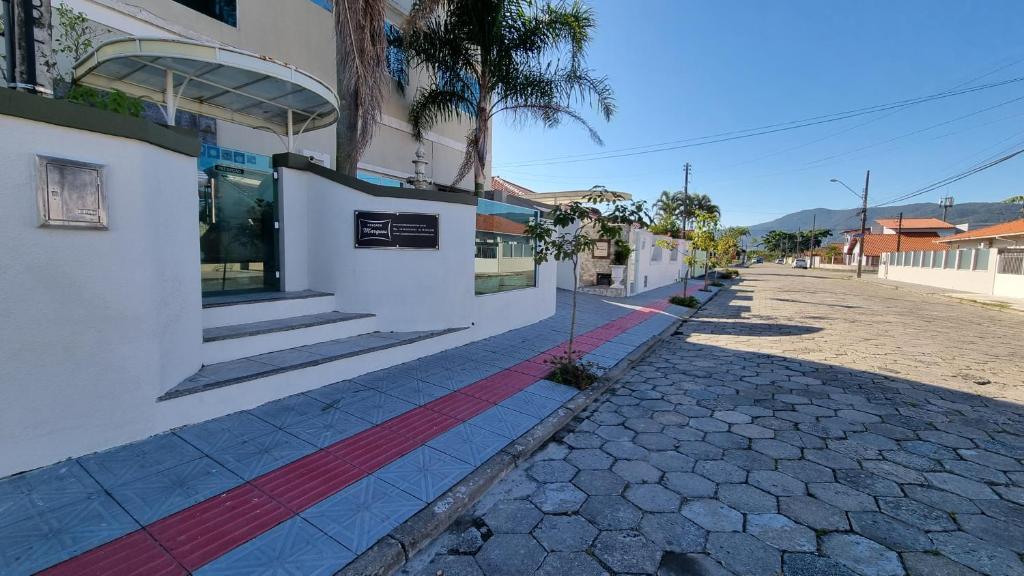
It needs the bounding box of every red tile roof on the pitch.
[491,176,536,197]
[875,217,954,230]
[851,234,944,257]
[936,219,1024,243]
[476,213,527,234]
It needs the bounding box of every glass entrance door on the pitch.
[198,165,279,295]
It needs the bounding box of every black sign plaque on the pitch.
[354,211,439,249]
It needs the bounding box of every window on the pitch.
[357,171,404,188]
[384,21,407,83]
[172,0,237,26]
[974,249,990,271]
[475,199,538,295]
[651,245,663,262]
[437,69,479,115]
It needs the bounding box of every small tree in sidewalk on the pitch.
[524,193,647,388]
[689,210,720,291]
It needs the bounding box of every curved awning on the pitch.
[74,37,338,144]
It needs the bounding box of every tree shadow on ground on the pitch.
[772,297,862,309]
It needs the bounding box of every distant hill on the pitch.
[747,201,1021,243]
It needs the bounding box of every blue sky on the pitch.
[490,0,1024,227]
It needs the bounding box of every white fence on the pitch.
[880,248,1024,298]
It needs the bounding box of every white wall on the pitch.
[629,229,685,295]
[993,273,1024,298]
[879,250,997,295]
[0,114,202,476]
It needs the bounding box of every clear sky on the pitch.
[490,0,1024,227]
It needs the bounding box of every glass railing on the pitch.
[475,198,538,295]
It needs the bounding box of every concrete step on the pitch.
[201,290,336,329]
[201,311,377,365]
[161,327,469,401]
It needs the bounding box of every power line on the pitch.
[495,75,1024,168]
[873,146,1024,207]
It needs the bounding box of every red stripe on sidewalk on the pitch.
[252,450,363,513]
[40,531,186,576]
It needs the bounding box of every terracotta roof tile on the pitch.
[854,234,944,256]
[875,217,954,230]
[491,176,536,197]
[936,219,1024,242]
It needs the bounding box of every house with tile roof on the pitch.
[879,219,1024,298]
[840,217,963,268]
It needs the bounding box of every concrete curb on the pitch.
[336,285,727,576]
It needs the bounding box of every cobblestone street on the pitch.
[404,266,1024,576]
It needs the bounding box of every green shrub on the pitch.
[67,85,144,118]
[669,295,700,308]
[546,354,599,390]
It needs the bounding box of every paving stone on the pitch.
[448,527,486,554]
[589,411,626,427]
[751,439,802,459]
[882,449,942,472]
[565,448,614,470]
[533,442,571,461]
[612,459,662,483]
[732,424,775,439]
[848,511,932,552]
[572,469,626,496]
[943,460,1010,485]
[746,513,816,552]
[718,483,778,513]
[652,411,690,426]
[648,451,696,473]
[695,459,748,483]
[903,440,959,461]
[836,469,903,497]
[955,513,1024,553]
[778,459,835,483]
[724,449,776,471]
[528,460,578,483]
[483,500,543,534]
[808,482,877,511]
[901,552,982,576]
[706,432,750,450]
[595,425,635,442]
[714,410,753,424]
[919,430,976,450]
[579,495,643,530]
[930,531,1024,576]
[779,496,851,531]
[676,441,725,460]
[592,530,661,574]
[749,470,806,496]
[661,472,716,498]
[805,449,860,470]
[862,459,926,485]
[624,418,663,433]
[903,485,981,513]
[564,432,605,449]
[995,485,1024,506]
[958,449,1024,471]
[681,499,743,532]
[635,432,678,451]
[532,514,598,552]
[529,482,586,514]
[821,533,903,576]
[975,498,1024,525]
[783,553,858,576]
[474,534,546,576]
[878,496,956,531]
[639,512,707,553]
[925,472,998,500]
[535,552,608,576]
[415,555,484,576]
[602,441,649,460]
[707,532,782,576]
[625,483,682,512]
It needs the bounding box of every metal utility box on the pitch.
[36,156,107,229]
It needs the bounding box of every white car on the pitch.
[792,258,808,269]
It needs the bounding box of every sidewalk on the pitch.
[0,282,716,576]
[868,277,1024,314]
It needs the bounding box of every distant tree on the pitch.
[823,244,841,264]
[1005,195,1024,217]
[688,210,720,291]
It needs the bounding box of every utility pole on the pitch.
[896,212,903,253]
[940,196,954,222]
[856,170,871,279]
[683,162,691,278]
[809,214,816,268]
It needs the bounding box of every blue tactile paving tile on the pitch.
[302,380,367,406]
[337,389,417,424]
[468,405,541,439]
[498,390,564,420]
[249,393,329,429]
[525,379,578,403]
[374,446,475,502]
[0,461,102,528]
[203,430,317,481]
[106,456,242,525]
[78,433,202,490]
[426,423,509,467]
[0,493,139,575]
[174,411,277,454]
[378,379,450,406]
[301,476,424,554]
[194,517,355,576]
[282,407,375,448]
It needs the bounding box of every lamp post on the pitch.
[831,173,870,278]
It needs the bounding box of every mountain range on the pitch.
[747,201,1021,242]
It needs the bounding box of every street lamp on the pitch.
[830,173,871,278]
[830,178,859,198]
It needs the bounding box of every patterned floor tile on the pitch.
[379,379,451,405]
[526,379,579,402]
[352,369,424,391]
[337,390,417,424]
[302,380,367,406]
[469,405,541,439]
[301,476,424,554]
[78,433,202,489]
[374,446,475,502]
[427,423,510,466]
[0,494,138,575]
[249,394,328,429]
[193,517,354,576]
[0,461,102,528]
[282,408,375,448]
[107,457,243,525]
[205,430,317,481]
[499,390,565,420]
[174,411,277,454]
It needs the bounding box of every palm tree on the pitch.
[334,0,389,175]
[399,0,615,193]
[1004,195,1024,218]
[654,191,683,220]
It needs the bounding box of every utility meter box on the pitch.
[36,156,107,229]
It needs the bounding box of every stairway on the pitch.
[160,291,466,401]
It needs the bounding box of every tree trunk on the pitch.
[474,98,490,196]
[335,3,361,176]
[567,258,579,363]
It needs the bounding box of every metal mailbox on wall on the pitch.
[36,156,107,229]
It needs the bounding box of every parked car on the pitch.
[792,258,808,269]
[775,258,785,264]
[754,257,763,264]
